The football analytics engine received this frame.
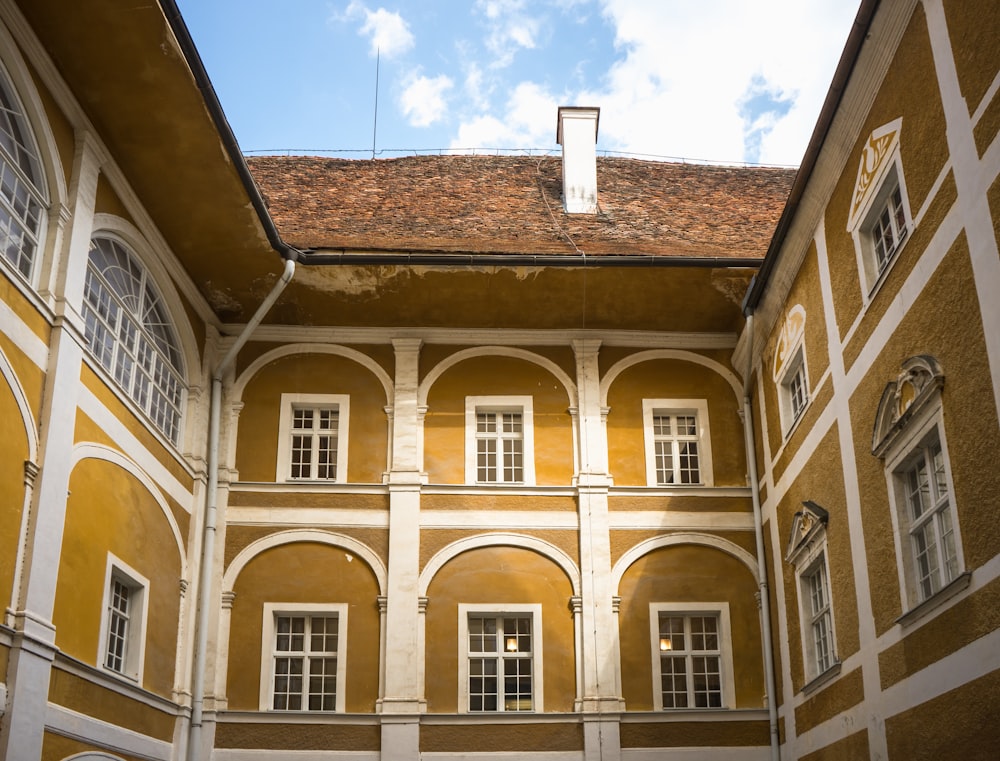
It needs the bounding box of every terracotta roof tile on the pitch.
[246,155,795,259]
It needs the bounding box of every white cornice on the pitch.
[227,325,739,349]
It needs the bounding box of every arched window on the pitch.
[0,66,45,281]
[83,236,185,443]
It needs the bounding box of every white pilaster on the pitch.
[380,339,424,761]
[572,338,623,753]
[0,128,101,761]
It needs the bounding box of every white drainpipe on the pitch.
[187,257,295,759]
[742,312,781,761]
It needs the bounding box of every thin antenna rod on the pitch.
[372,48,380,160]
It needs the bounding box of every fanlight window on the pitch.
[0,71,45,280]
[83,236,185,443]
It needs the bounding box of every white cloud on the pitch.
[475,0,543,68]
[451,81,560,150]
[343,1,415,58]
[400,73,454,127]
[572,0,859,165]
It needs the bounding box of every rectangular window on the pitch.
[779,346,809,434]
[261,604,347,712]
[803,555,834,677]
[870,185,907,276]
[643,400,713,487]
[649,603,734,711]
[652,412,701,485]
[290,406,340,479]
[899,435,959,602]
[98,556,148,682]
[476,410,523,483]
[465,396,535,485]
[459,604,542,713]
[105,578,131,673]
[276,394,350,483]
[657,614,722,708]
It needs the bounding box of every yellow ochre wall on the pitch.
[423,545,576,713]
[0,370,32,605]
[824,5,948,344]
[236,353,390,484]
[52,457,183,698]
[606,357,745,486]
[226,541,382,713]
[618,544,764,711]
[423,355,575,484]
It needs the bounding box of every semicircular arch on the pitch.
[223,529,387,595]
[69,443,187,574]
[419,532,580,597]
[611,532,759,594]
[600,350,743,407]
[0,345,38,461]
[232,344,394,406]
[418,347,577,408]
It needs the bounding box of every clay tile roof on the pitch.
[246,154,796,259]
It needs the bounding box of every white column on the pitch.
[0,130,101,761]
[380,338,424,761]
[572,339,622,761]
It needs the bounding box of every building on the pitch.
[0,0,997,760]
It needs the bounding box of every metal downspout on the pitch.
[742,312,781,761]
[187,257,296,759]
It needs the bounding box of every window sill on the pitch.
[801,661,842,696]
[896,571,971,628]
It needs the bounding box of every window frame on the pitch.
[648,602,734,711]
[275,393,350,483]
[82,234,187,444]
[778,343,809,436]
[464,395,535,486]
[97,554,149,683]
[0,60,47,285]
[259,602,348,713]
[642,399,714,487]
[847,121,912,299]
[884,410,963,611]
[458,603,543,713]
[793,544,838,685]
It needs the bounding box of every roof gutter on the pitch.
[159,0,301,263]
[299,251,765,268]
[742,0,880,313]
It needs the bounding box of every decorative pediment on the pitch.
[772,305,806,381]
[847,118,902,230]
[871,355,944,457]
[786,500,829,564]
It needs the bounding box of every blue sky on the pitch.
[176,1,860,166]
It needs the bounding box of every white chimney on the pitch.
[556,106,600,214]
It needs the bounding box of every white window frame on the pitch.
[884,407,963,612]
[847,121,912,299]
[0,61,47,285]
[259,602,348,712]
[82,235,187,444]
[642,399,713,487]
[778,343,809,435]
[793,544,838,684]
[458,603,543,713]
[276,393,350,483]
[464,396,535,485]
[97,554,149,683]
[648,602,735,711]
